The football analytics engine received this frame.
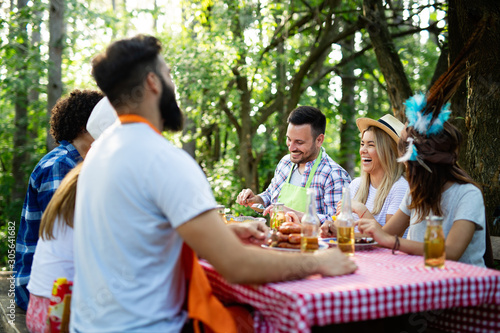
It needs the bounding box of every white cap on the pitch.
[86,97,118,140]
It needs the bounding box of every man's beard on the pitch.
[159,76,183,132]
[291,144,320,165]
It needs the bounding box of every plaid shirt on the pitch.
[259,148,351,224]
[14,140,82,310]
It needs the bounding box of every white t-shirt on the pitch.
[71,122,217,333]
[27,219,74,298]
[399,183,486,267]
[350,176,408,235]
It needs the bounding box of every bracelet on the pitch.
[359,209,368,219]
[392,235,400,255]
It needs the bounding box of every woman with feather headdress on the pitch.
[356,21,488,267]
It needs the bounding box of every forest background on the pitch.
[0,0,499,266]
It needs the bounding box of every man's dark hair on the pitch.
[287,106,326,138]
[50,89,104,143]
[91,35,162,108]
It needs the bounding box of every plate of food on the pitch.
[225,215,266,223]
[261,242,328,252]
[262,221,328,252]
[321,237,378,250]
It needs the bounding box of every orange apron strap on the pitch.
[182,244,238,333]
[118,114,162,135]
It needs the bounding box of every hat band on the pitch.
[378,119,398,136]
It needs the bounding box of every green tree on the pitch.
[163,0,444,211]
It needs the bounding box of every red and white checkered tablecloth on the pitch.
[200,247,500,333]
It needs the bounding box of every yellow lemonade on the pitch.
[271,212,285,229]
[337,226,355,256]
[424,225,445,268]
[301,236,319,253]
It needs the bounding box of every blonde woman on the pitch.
[25,163,82,333]
[321,114,408,237]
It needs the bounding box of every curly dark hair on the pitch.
[50,89,104,143]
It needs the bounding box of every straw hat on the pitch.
[86,97,118,140]
[356,114,404,143]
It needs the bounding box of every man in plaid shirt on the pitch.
[237,106,351,224]
[14,90,103,310]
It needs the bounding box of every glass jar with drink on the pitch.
[336,186,355,256]
[424,215,445,268]
[301,189,320,253]
[215,204,227,224]
[271,203,285,230]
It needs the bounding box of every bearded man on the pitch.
[237,106,351,223]
[71,35,356,332]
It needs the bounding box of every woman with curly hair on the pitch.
[14,89,103,311]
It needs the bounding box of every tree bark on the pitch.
[449,0,500,236]
[362,0,413,121]
[339,35,357,177]
[428,43,449,89]
[29,3,42,139]
[226,0,256,191]
[47,0,65,151]
[12,0,29,202]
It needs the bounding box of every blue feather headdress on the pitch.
[404,93,452,137]
[397,93,451,171]
[396,17,487,171]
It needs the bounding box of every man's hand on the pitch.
[228,221,269,245]
[236,189,263,206]
[315,247,358,276]
[263,204,303,220]
[177,210,356,284]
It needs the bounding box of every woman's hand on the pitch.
[356,218,393,248]
[351,201,368,217]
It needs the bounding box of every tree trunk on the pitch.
[47,0,65,151]
[237,73,256,190]
[428,43,449,89]
[362,0,413,121]
[339,35,357,177]
[12,0,29,202]
[449,0,500,236]
[29,3,42,139]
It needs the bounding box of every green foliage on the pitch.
[0,1,49,265]
[0,0,451,266]
[0,0,117,265]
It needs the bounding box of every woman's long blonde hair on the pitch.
[354,126,405,215]
[39,163,82,240]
